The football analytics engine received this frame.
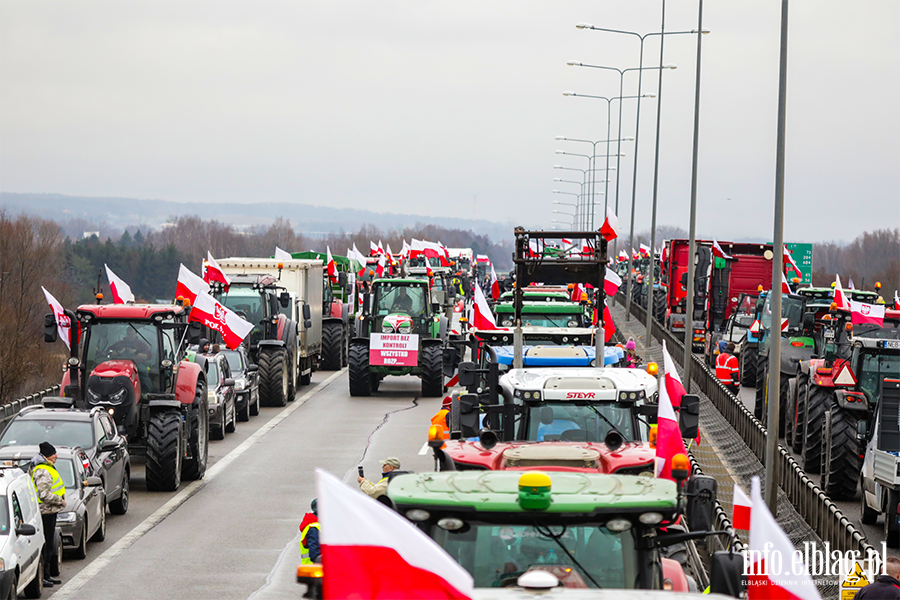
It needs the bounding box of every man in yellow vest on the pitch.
[299,499,320,564]
[31,442,65,588]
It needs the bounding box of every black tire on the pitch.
[145,410,183,492]
[652,289,666,324]
[822,409,860,499]
[48,527,62,576]
[182,381,209,481]
[210,405,225,441]
[342,326,349,368]
[23,559,40,599]
[803,385,834,475]
[740,346,758,388]
[237,393,251,422]
[778,374,790,438]
[791,372,809,454]
[225,399,236,433]
[420,344,443,397]
[861,481,878,525]
[109,469,129,515]
[785,378,798,448]
[90,499,107,542]
[370,374,381,392]
[348,341,372,397]
[755,364,767,420]
[249,389,260,416]
[71,518,88,559]
[258,347,288,407]
[321,322,344,370]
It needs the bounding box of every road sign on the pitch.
[841,560,870,599]
[785,243,813,285]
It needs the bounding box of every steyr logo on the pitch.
[566,392,596,399]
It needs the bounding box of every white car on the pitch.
[0,464,47,598]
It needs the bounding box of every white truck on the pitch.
[213,258,323,405]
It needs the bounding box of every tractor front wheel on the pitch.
[258,346,289,407]
[822,408,860,499]
[182,380,209,481]
[321,321,344,370]
[740,346,758,388]
[803,385,834,475]
[420,345,443,397]
[348,341,372,397]
[145,410,183,492]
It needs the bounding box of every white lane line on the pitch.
[417,441,430,456]
[52,368,347,600]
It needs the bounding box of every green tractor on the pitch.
[348,277,447,397]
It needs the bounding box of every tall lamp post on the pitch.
[556,133,637,225]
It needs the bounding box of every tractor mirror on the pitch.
[279,292,291,308]
[338,271,347,288]
[303,303,312,320]
[223,378,235,387]
[638,403,658,424]
[680,272,688,285]
[442,346,460,378]
[304,320,312,329]
[686,474,717,532]
[857,419,867,441]
[247,365,258,372]
[679,394,700,440]
[432,302,441,314]
[43,313,58,343]
[709,551,744,598]
[540,407,555,425]
[458,394,478,415]
[187,321,203,345]
[458,362,477,387]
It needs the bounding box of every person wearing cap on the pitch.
[357,457,402,499]
[715,341,740,394]
[30,442,65,587]
[431,397,452,437]
[299,499,321,564]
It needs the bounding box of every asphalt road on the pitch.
[46,368,442,600]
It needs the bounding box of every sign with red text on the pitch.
[370,333,419,367]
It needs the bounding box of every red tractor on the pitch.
[45,303,209,492]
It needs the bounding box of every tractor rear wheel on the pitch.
[791,372,809,454]
[740,346,757,388]
[778,374,791,439]
[755,364,767,421]
[342,327,349,367]
[321,321,344,370]
[258,346,288,407]
[785,378,798,448]
[803,385,834,475]
[420,345,443,398]
[348,341,372,397]
[652,289,666,324]
[146,410,183,492]
[182,380,209,481]
[822,408,860,499]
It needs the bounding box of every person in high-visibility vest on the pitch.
[431,397,452,437]
[31,441,65,588]
[299,499,321,565]
[715,341,740,394]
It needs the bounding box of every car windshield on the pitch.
[376,284,427,316]
[1,419,94,450]
[858,352,900,402]
[432,519,637,589]
[525,402,636,442]
[220,288,264,345]
[498,314,583,328]
[223,350,244,372]
[761,295,804,331]
[83,322,161,394]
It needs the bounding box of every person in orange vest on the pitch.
[715,341,740,394]
[431,396,452,437]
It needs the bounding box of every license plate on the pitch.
[885,340,900,349]
[824,330,835,340]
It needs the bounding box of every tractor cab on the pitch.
[494,301,588,329]
[371,278,435,335]
[216,274,292,352]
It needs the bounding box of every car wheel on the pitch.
[211,407,225,441]
[225,400,236,433]
[249,389,260,416]
[22,560,40,599]
[7,570,17,600]
[237,393,251,422]
[48,526,62,577]
[90,500,107,542]
[110,470,129,515]
[70,517,88,560]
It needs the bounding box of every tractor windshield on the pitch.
[375,283,427,317]
[761,295,804,332]
[498,314,584,328]
[858,352,900,403]
[219,287,265,346]
[524,402,637,442]
[733,295,757,328]
[83,321,161,394]
[431,519,637,589]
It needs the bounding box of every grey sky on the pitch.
[1,1,897,243]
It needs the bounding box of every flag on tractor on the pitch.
[489,265,500,300]
[711,239,732,260]
[639,243,651,258]
[604,268,622,297]
[599,207,619,242]
[783,246,802,278]
[655,342,689,481]
[105,264,135,304]
[42,287,72,350]
[204,252,231,292]
[732,484,751,531]
[176,264,210,305]
[849,299,885,327]
[833,274,848,310]
[189,292,254,350]
[274,247,292,262]
[326,247,338,283]
[471,284,502,330]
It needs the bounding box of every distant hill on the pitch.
[0,192,520,241]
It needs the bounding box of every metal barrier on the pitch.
[0,385,61,427]
[622,296,873,557]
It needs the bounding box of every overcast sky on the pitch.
[1,1,897,243]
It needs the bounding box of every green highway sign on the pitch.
[785,242,813,284]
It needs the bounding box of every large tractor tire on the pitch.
[778,374,791,439]
[754,364,767,420]
[420,344,443,398]
[348,341,372,397]
[321,321,344,370]
[740,346,757,388]
[802,385,834,475]
[791,372,809,454]
[342,327,349,368]
[258,346,289,407]
[652,290,666,324]
[822,408,860,499]
[145,410,183,492]
[784,378,798,448]
[182,380,209,481]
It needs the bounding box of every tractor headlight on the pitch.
[382,322,395,333]
[567,320,579,327]
[109,388,127,404]
[87,388,101,401]
[398,321,413,334]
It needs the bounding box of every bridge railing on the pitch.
[0,385,62,427]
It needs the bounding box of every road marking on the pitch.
[417,441,430,455]
[51,368,347,600]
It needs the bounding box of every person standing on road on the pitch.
[30,442,65,588]
[854,556,900,599]
[715,341,741,394]
[299,499,321,564]
[358,457,404,499]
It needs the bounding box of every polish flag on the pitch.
[781,272,793,294]
[747,477,821,600]
[105,264,135,304]
[849,300,885,327]
[376,254,386,278]
[618,250,628,262]
[274,247,292,262]
[204,252,231,292]
[438,242,451,266]
[42,287,72,350]
[833,274,848,310]
[599,207,620,242]
[385,243,394,264]
[400,240,411,259]
[176,264,210,305]
[604,268,622,297]
[424,257,434,279]
[326,247,338,283]
[847,277,855,290]
[489,265,500,300]
[711,239,733,260]
[661,341,686,409]
[470,283,501,330]
[316,469,473,600]
[732,484,751,531]
[370,241,381,256]
[783,246,802,278]
[378,240,386,255]
[639,243,651,258]
[655,348,689,482]
[894,291,900,310]
[591,302,616,343]
[632,249,639,261]
[528,239,540,257]
[189,292,254,350]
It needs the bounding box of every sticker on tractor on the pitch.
[833,364,857,386]
[370,333,419,367]
[780,317,789,331]
[749,320,760,334]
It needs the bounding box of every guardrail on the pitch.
[622,295,873,557]
[0,385,61,427]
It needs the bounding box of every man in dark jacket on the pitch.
[855,556,900,599]
[299,499,320,564]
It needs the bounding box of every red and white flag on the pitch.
[471,283,501,330]
[847,277,855,290]
[632,249,639,261]
[894,290,900,310]
[561,237,572,245]
[661,341,686,410]
[661,243,668,263]
[176,264,210,305]
[438,242,451,266]
[639,243,651,258]
[424,257,434,279]
[400,240,411,259]
[204,252,231,292]
[348,245,367,276]
[747,477,821,600]
[370,241,381,256]
[655,345,689,482]
[604,267,622,297]
[41,287,72,350]
[274,247,292,262]
[849,299,885,327]
[732,484,751,531]
[783,246,802,278]
[378,240,386,255]
[326,247,338,283]
[599,207,620,242]
[781,272,793,295]
[316,469,473,600]
[833,274,848,310]
[711,239,733,260]
[105,264,135,304]
[189,292,254,350]
[385,243,394,264]
[489,265,500,300]
[376,254,386,278]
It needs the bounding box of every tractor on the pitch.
[44,304,209,492]
[348,277,446,397]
